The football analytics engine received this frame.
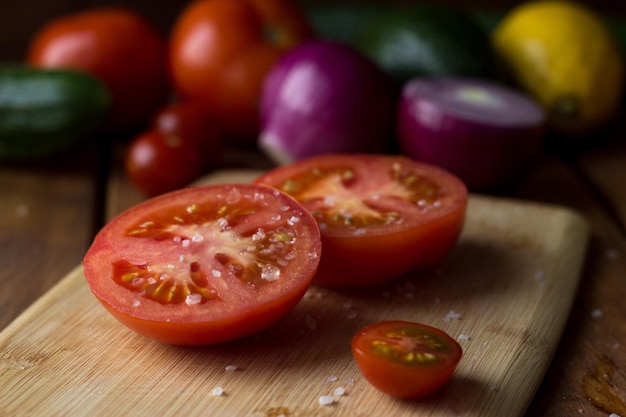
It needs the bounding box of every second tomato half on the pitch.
[254,154,468,287]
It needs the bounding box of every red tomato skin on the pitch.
[83,184,322,345]
[152,101,224,167]
[94,283,306,346]
[169,0,314,142]
[254,154,468,287]
[352,321,463,399]
[125,130,205,196]
[28,8,169,131]
[314,208,465,287]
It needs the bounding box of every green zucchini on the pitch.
[0,66,111,160]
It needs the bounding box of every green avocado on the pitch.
[304,3,501,85]
[352,4,500,84]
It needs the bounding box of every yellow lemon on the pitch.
[493,0,624,136]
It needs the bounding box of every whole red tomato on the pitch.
[169,0,314,143]
[28,8,170,131]
[125,130,204,197]
[126,102,224,196]
[152,101,223,165]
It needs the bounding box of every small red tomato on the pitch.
[152,102,223,167]
[352,321,463,399]
[125,130,204,196]
[28,8,169,131]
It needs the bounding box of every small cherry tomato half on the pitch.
[169,0,314,142]
[254,154,468,287]
[352,321,463,399]
[126,102,224,196]
[83,184,322,345]
[28,8,169,131]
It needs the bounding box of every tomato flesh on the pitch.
[83,184,321,345]
[254,154,468,287]
[352,321,463,399]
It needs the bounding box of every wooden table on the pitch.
[3,114,626,417]
[1,1,626,416]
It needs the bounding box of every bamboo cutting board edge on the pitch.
[0,172,589,417]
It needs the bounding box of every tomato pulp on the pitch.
[83,184,322,345]
[254,154,468,287]
[352,321,463,399]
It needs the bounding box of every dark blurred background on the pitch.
[2,0,625,62]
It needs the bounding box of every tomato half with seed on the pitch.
[254,154,467,287]
[352,321,463,399]
[82,184,321,345]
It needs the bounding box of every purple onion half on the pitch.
[397,77,546,190]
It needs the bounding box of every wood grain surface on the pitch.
[0,171,588,417]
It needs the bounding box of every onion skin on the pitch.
[259,40,395,165]
[397,77,546,191]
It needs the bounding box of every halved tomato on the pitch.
[254,154,467,287]
[352,321,463,399]
[82,184,321,345]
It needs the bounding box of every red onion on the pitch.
[259,40,395,164]
[397,77,546,190]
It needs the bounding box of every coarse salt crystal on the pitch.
[318,395,334,406]
[444,310,462,322]
[326,376,338,382]
[591,309,604,319]
[225,365,238,372]
[261,264,281,281]
[333,387,346,396]
[609,414,622,417]
[226,188,241,204]
[185,293,202,305]
[212,387,224,396]
[458,334,470,341]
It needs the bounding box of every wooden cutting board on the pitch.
[0,170,589,417]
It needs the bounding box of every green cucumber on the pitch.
[0,66,111,160]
